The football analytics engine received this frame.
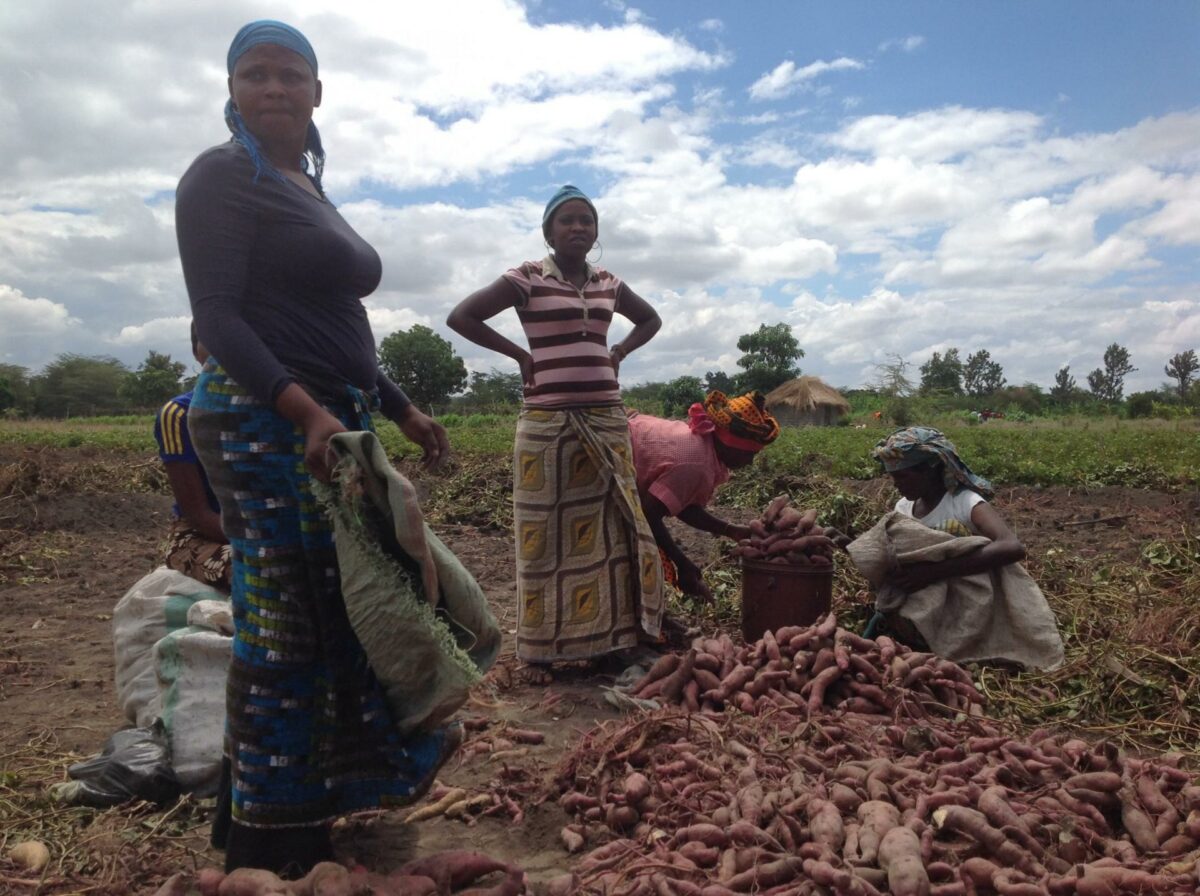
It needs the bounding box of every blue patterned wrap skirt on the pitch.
[188,365,453,828]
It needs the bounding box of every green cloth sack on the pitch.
[320,430,500,734]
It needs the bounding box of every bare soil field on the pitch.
[1,445,1197,893]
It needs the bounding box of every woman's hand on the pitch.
[677,563,714,603]
[892,561,944,594]
[726,523,753,542]
[517,351,536,388]
[275,384,347,483]
[301,408,349,484]
[397,404,450,471]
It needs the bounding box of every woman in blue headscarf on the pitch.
[447,185,664,666]
[176,20,455,877]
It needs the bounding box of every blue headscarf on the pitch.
[871,426,994,499]
[542,185,598,238]
[224,20,325,190]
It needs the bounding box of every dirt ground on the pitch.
[1,445,1197,892]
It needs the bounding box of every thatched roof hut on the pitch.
[765,376,851,427]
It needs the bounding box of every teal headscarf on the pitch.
[224,20,325,190]
[542,185,598,238]
[872,426,994,499]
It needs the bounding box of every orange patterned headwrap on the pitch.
[697,390,780,453]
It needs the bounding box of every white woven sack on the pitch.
[154,626,231,794]
[112,567,224,727]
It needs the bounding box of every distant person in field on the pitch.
[447,184,663,665]
[154,324,230,591]
[851,426,1064,670]
[628,390,780,604]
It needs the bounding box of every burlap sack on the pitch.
[320,431,501,734]
[847,511,1064,671]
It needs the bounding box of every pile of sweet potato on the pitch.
[730,495,838,566]
[551,618,1200,895]
[151,851,527,896]
[627,612,984,719]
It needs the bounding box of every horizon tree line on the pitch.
[2,332,1196,420]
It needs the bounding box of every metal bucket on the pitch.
[740,558,833,642]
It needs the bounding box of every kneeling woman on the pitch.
[857,426,1063,671]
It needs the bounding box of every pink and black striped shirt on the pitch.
[504,255,624,409]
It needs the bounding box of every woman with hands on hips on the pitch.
[447,185,663,665]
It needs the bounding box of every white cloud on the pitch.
[749,57,865,102]
[879,35,925,53]
[0,2,1195,399]
[831,106,1042,162]
[0,285,81,361]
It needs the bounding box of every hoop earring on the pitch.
[587,240,604,264]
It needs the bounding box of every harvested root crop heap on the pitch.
[731,496,837,566]
[552,614,1200,896]
[152,850,527,896]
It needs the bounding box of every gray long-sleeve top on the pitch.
[175,143,410,417]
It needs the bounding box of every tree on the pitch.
[120,350,187,409]
[0,363,32,416]
[460,369,524,409]
[622,381,667,414]
[703,370,736,394]
[1087,343,1136,403]
[1050,366,1076,405]
[1164,350,1198,400]
[734,323,803,394]
[661,376,704,417]
[873,353,915,398]
[377,325,468,412]
[31,354,130,417]
[918,349,963,395]
[963,350,1006,399]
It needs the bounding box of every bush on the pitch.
[1126,392,1156,419]
[1151,401,1192,420]
[884,396,912,427]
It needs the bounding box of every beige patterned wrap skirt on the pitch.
[513,405,663,662]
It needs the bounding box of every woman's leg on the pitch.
[223,820,333,877]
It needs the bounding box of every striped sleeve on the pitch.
[154,399,197,463]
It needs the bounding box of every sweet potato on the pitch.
[932,806,1042,875]
[660,649,698,703]
[1118,785,1160,852]
[623,772,652,806]
[808,798,846,853]
[673,841,719,868]
[374,874,439,896]
[726,856,805,892]
[404,787,467,823]
[454,866,525,896]
[396,851,508,890]
[877,826,930,896]
[1073,865,1190,895]
[632,652,682,696]
[1063,772,1122,793]
[990,870,1044,896]
[806,665,843,714]
[763,494,790,526]
[216,869,290,896]
[857,799,901,864]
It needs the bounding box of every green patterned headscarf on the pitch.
[871,426,994,499]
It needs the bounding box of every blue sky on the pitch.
[2,0,1197,397]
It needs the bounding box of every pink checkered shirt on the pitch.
[628,413,730,516]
